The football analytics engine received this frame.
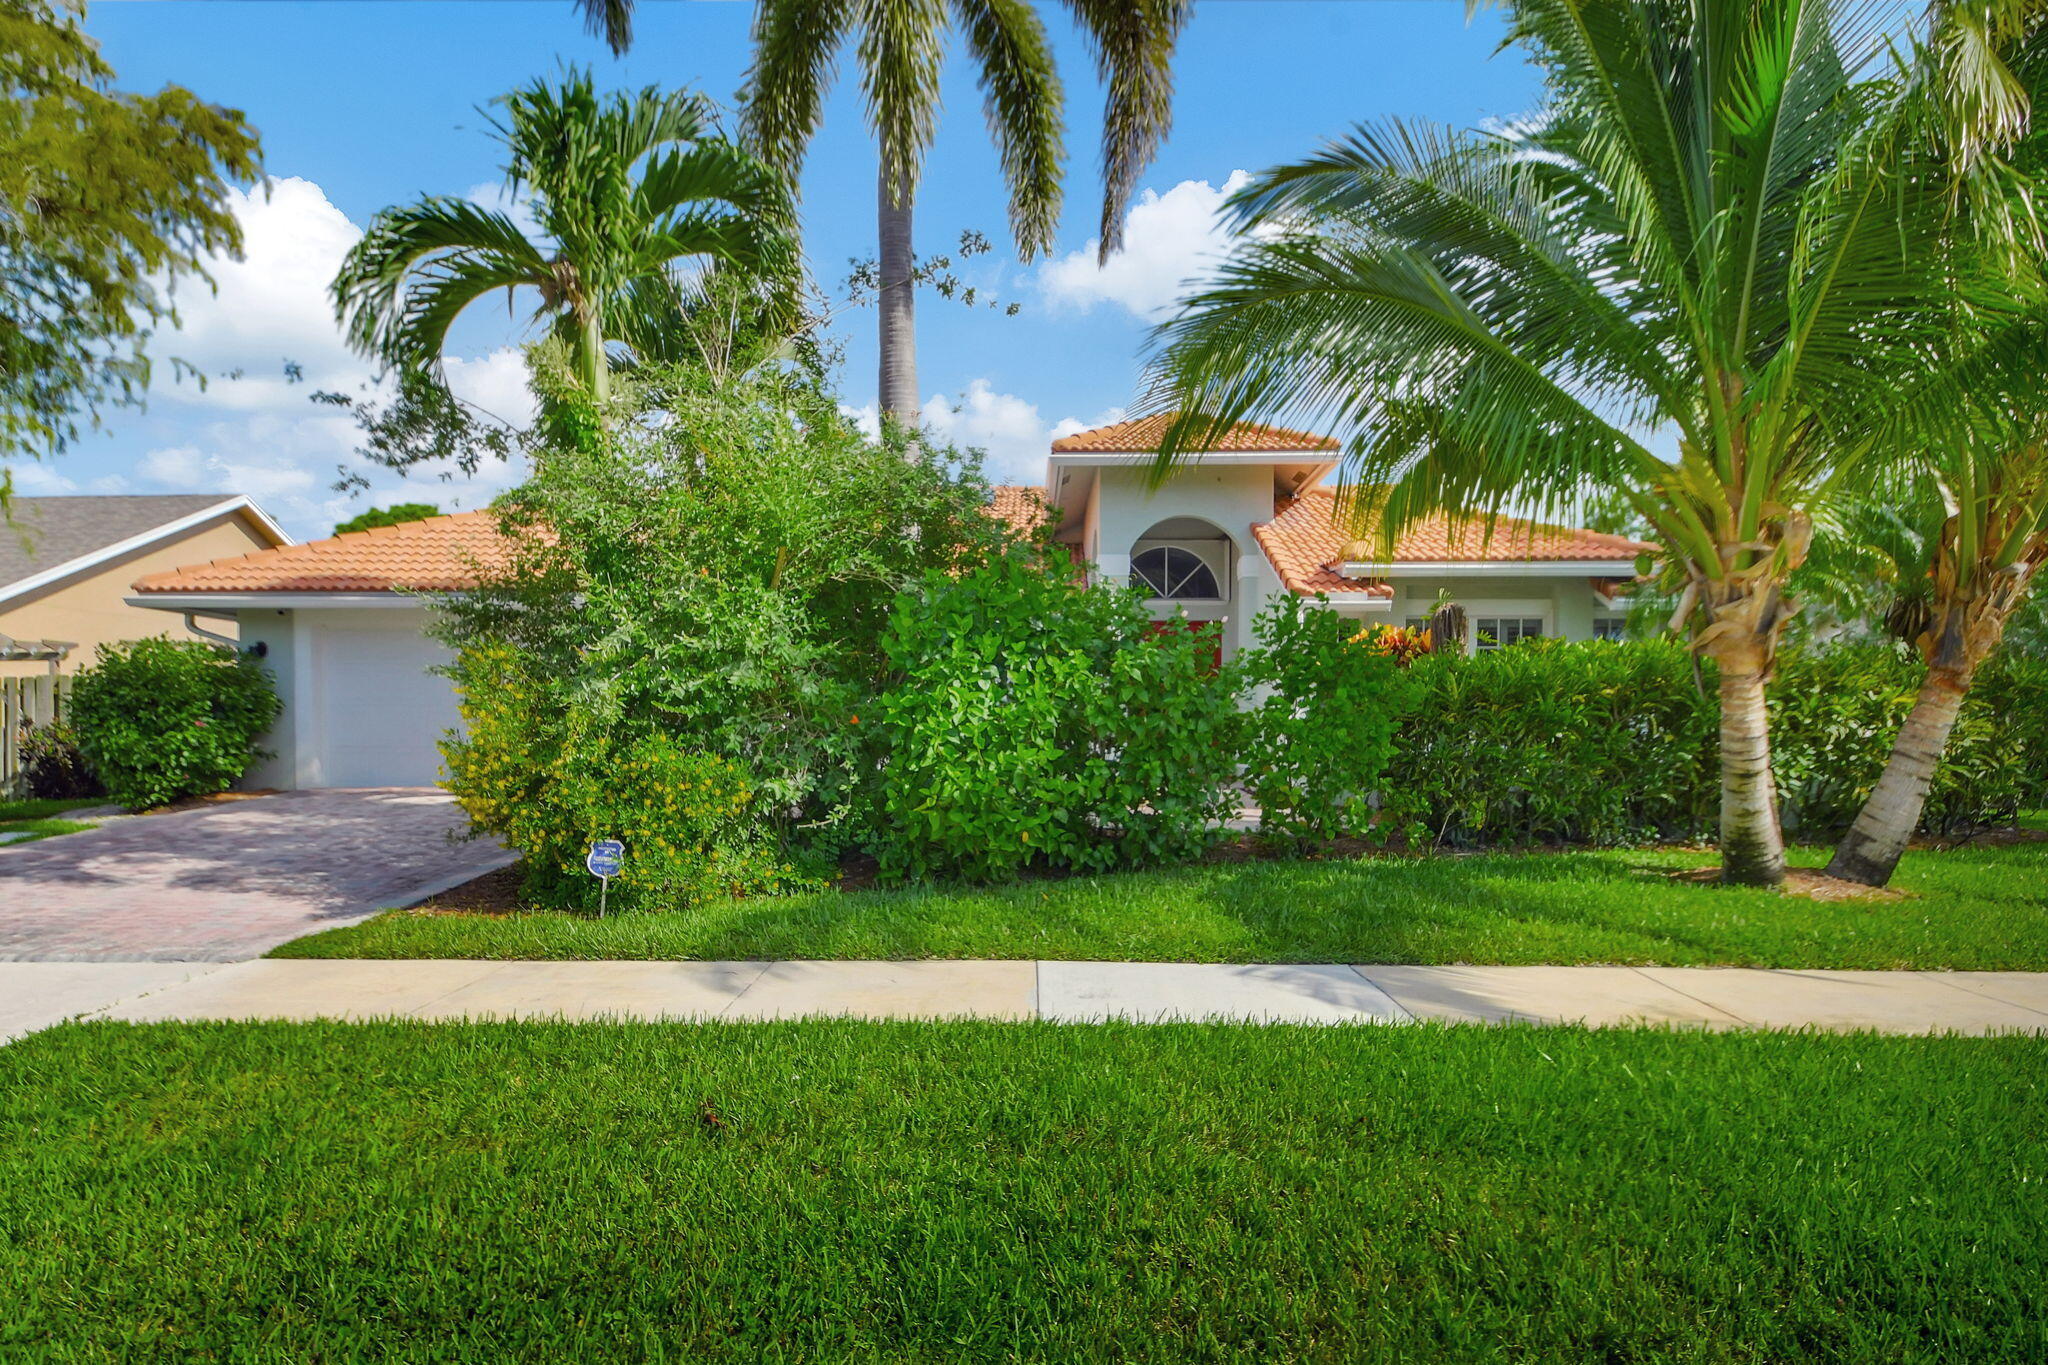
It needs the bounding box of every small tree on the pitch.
[333,503,442,536]
[68,639,280,810]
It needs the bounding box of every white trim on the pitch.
[126,592,435,612]
[1339,559,1635,578]
[1325,597,1394,613]
[0,496,292,608]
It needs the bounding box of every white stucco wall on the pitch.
[1089,464,1279,658]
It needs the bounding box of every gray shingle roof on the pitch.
[0,494,243,592]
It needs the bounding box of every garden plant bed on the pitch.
[3,1019,2040,1362]
[274,838,2048,970]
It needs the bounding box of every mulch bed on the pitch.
[1668,866,1910,902]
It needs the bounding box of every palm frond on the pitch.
[742,0,855,175]
[855,0,950,203]
[1061,0,1194,259]
[948,0,1065,258]
[572,0,635,57]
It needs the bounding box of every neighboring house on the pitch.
[1,495,291,677]
[127,417,1648,790]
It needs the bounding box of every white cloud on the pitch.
[845,381,1123,485]
[1038,170,1255,321]
[92,175,536,537]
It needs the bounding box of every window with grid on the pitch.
[1592,617,1627,641]
[1130,545,1221,600]
[1474,616,1544,650]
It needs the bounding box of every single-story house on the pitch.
[2,494,291,677]
[127,417,1649,789]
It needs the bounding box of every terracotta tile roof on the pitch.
[133,511,519,594]
[1252,490,1652,597]
[988,484,1050,534]
[1051,413,1339,454]
[139,491,1055,596]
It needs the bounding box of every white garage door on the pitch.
[314,621,463,787]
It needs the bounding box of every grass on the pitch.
[0,817,94,846]
[0,797,105,846]
[277,837,2048,970]
[0,797,103,822]
[2,1020,2041,1363]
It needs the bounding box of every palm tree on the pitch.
[576,0,1192,425]
[332,71,795,408]
[1823,323,2048,883]
[1140,0,2026,886]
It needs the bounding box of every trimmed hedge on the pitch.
[1386,640,2048,848]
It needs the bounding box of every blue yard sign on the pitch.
[586,840,625,878]
[587,839,624,915]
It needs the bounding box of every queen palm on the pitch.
[1141,0,2020,885]
[577,0,1192,424]
[332,71,795,408]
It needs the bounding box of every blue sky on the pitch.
[14,0,1540,537]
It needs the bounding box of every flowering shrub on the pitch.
[443,646,797,912]
[67,638,279,810]
[1243,597,1406,842]
[1356,623,1434,667]
[867,551,1242,882]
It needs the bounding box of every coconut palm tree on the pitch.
[1140,0,2029,886]
[332,71,795,408]
[1823,321,2048,883]
[575,0,1192,425]
[1821,17,2047,884]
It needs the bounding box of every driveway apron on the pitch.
[0,789,509,962]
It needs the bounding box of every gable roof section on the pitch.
[1252,490,1651,597]
[1,494,288,607]
[1051,413,1339,454]
[133,511,517,595]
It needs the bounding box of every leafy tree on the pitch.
[432,367,1025,869]
[331,70,796,409]
[575,0,1192,424]
[0,0,261,491]
[333,503,444,537]
[1141,0,2031,885]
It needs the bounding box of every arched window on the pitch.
[1131,545,1221,600]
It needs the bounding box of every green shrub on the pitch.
[1773,646,2047,834]
[431,371,1020,859]
[443,646,795,912]
[1239,596,1405,842]
[1382,639,2044,847]
[15,718,102,800]
[868,551,1241,882]
[67,639,279,810]
[1384,638,1718,847]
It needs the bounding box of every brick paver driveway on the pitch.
[0,790,511,962]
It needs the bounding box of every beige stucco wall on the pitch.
[0,513,276,676]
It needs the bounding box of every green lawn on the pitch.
[0,817,94,846]
[278,838,2048,970]
[2,1020,2039,1363]
[0,797,103,821]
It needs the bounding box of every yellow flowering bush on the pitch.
[443,645,796,911]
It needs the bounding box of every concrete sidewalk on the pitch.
[6,959,2047,1041]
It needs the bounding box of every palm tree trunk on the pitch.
[876,155,919,429]
[581,309,609,406]
[1717,660,1787,886]
[1824,662,1974,887]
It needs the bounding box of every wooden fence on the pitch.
[1,673,68,797]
